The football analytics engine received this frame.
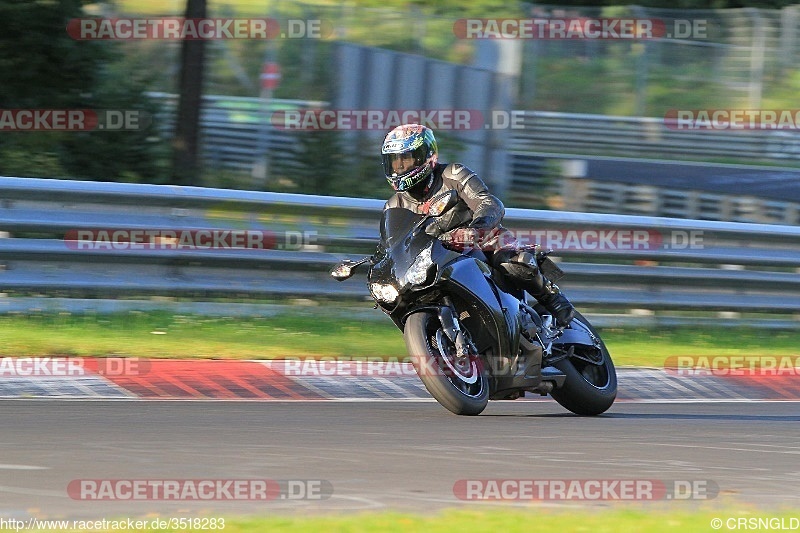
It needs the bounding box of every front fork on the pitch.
[436,297,471,359]
[425,298,565,398]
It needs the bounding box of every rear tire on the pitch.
[549,311,617,416]
[404,311,489,416]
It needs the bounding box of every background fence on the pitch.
[1,176,799,327]
[151,94,800,171]
[148,93,800,225]
[117,4,800,116]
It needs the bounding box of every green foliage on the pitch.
[531,0,799,7]
[0,0,170,182]
[524,56,623,113]
[1,310,798,368]
[60,58,172,182]
[269,131,387,198]
[762,68,800,108]
[0,0,101,108]
[274,38,334,102]
[8,0,800,189]
[0,139,65,178]
[269,131,344,194]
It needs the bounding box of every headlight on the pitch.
[404,244,434,285]
[370,283,399,303]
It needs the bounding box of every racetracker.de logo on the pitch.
[665,356,800,376]
[455,228,704,252]
[664,109,800,130]
[0,110,148,131]
[0,357,150,377]
[68,479,332,500]
[67,18,331,40]
[0,357,85,377]
[453,18,666,39]
[454,479,719,500]
[269,109,526,131]
[63,229,317,251]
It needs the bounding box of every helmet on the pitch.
[381,124,438,191]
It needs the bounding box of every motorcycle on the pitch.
[331,190,617,416]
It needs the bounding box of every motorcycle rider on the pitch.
[381,123,575,327]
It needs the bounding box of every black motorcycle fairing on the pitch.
[334,195,617,413]
[437,258,525,369]
[372,208,432,287]
[437,260,546,396]
[370,204,543,395]
[551,327,599,349]
[373,206,524,349]
[370,208,456,322]
[546,320,605,368]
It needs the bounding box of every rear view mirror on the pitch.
[331,260,357,281]
[330,256,372,281]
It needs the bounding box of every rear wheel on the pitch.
[404,311,489,416]
[548,311,617,416]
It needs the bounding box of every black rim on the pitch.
[423,316,486,399]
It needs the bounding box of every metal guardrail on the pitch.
[1,176,800,320]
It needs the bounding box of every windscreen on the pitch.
[379,207,423,248]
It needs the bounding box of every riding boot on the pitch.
[534,283,575,327]
[497,251,575,327]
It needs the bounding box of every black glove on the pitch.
[424,218,445,237]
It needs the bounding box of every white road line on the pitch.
[647,442,800,455]
[0,485,65,497]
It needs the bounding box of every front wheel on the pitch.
[404,311,489,416]
[548,311,617,416]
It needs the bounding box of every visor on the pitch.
[382,144,429,179]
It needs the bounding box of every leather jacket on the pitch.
[383,163,505,239]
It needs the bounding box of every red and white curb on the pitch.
[0,359,798,401]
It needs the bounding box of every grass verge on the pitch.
[0,311,797,367]
[30,508,800,533]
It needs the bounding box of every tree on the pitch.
[170,0,207,186]
[0,0,169,182]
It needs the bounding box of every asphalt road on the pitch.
[0,400,798,519]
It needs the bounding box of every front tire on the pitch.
[404,311,489,416]
[548,311,617,416]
